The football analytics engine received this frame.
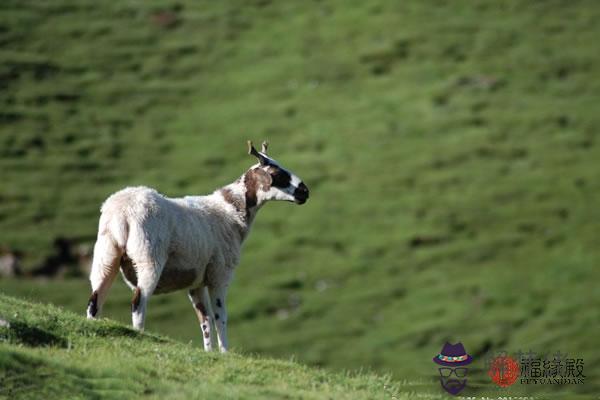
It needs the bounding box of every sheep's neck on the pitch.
[218,183,262,239]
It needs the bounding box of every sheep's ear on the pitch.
[247,140,267,165]
[261,141,269,154]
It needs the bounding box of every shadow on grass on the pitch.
[0,349,137,399]
[88,322,168,344]
[3,321,67,348]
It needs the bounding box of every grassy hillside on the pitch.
[1,0,600,398]
[0,294,438,399]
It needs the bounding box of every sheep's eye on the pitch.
[270,169,291,188]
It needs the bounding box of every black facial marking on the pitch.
[216,298,222,308]
[269,166,291,188]
[294,181,309,204]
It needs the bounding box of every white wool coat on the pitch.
[94,186,245,294]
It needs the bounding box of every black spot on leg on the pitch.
[87,291,98,317]
[131,287,141,312]
[215,313,220,320]
[216,298,222,308]
[195,302,207,316]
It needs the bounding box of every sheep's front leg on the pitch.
[188,287,213,351]
[208,285,229,353]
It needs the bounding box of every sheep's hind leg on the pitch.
[87,235,122,319]
[131,262,161,331]
[188,286,213,351]
[208,285,229,353]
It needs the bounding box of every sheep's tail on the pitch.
[87,213,128,319]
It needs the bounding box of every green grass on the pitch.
[0,293,440,399]
[1,0,600,398]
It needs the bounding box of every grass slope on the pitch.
[1,1,600,398]
[0,294,439,400]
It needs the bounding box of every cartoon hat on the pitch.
[433,342,473,366]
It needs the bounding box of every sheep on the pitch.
[86,141,309,352]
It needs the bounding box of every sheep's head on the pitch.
[245,140,309,206]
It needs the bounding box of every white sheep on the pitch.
[86,141,309,352]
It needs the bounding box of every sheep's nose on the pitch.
[294,182,309,204]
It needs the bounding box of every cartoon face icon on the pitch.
[433,342,473,396]
[438,366,468,395]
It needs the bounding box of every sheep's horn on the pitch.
[247,140,258,155]
[247,140,267,164]
[261,141,269,154]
